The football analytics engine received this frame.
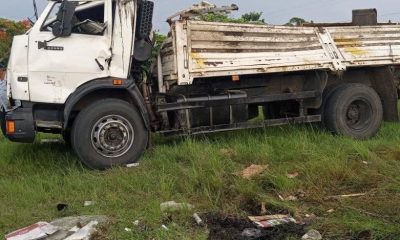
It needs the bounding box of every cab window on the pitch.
[41,2,107,36]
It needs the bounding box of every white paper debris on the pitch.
[64,221,98,240]
[6,222,59,240]
[83,201,95,207]
[126,163,140,168]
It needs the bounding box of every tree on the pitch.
[285,17,308,26]
[0,19,31,66]
[139,32,167,78]
[241,12,265,23]
[200,12,265,24]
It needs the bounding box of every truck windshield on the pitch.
[42,1,106,35]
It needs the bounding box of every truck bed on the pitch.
[161,20,400,85]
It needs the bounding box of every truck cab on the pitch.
[2,0,154,169]
[6,0,141,107]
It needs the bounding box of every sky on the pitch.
[1,0,400,33]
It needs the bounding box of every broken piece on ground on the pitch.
[6,216,109,240]
[302,229,322,240]
[248,214,297,228]
[286,172,299,179]
[193,213,203,225]
[160,201,194,212]
[240,164,268,180]
[324,193,367,200]
[6,222,58,240]
[126,163,140,168]
[64,221,99,240]
[83,201,95,207]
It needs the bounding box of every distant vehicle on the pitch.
[1,1,399,169]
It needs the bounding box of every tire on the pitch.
[71,99,148,170]
[323,83,383,139]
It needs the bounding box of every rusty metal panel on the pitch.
[161,20,400,85]
[329,25,400,67]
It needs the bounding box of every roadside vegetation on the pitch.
[0,19,30,65]
[1,123,400,239]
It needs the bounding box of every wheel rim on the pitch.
[345,99,372,131]
[91,115,134,158]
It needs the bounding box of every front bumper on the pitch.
[0,105,35,143]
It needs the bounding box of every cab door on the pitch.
[28,0,112,104]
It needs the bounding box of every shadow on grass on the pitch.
[5,140,85,173]
[155,123,324,147]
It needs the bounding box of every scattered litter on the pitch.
[204,213,306,240]
[160,201,194,212]
[280,190,305,201]
[41,139,63,144]
[362,161,369,165]
[260,202,267,215]
[241,228,262,239]
[49,215,109,240]
[301,214,317,225]
[161,224,169,231]
[69,226,80,232]
[324,193,367,200]
[133,220,139,226]
[278,194,285,201]
[239,164,268,180]
[327,209,335,213]
[126,163,140,168]
[286,172,299,179]
[124,227,132,232]
[6,222,58,240]
[248,215,297,228]
[296,190,306,199]
[193,213,203,225]
[302,229,322,240]
[64,221,98,240]
[285,195,298,201]
[57,203,68,212]
[83,201,95,207]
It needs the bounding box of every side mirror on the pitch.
[52,1,76,37]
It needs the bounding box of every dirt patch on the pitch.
[203,213,305,240]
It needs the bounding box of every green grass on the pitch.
[1,123,400,239]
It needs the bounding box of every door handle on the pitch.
[95,59,105,71]
[38,41,64,51]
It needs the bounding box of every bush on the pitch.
[0,19,31,66]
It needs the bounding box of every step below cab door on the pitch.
[28,0,113,104]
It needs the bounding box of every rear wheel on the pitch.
[323,84,383,139]
[71,99,148,169]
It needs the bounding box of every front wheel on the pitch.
[71,99,148,170]
[323,84,383,139]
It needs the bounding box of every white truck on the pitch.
[1,0,400,169]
